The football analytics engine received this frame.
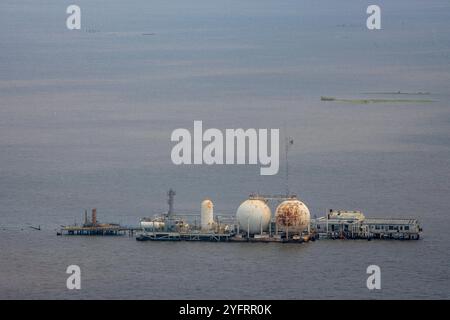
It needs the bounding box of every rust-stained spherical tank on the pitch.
[275,199,310,232]
[236,199,271,234]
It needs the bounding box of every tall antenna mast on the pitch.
[284,125,294,197]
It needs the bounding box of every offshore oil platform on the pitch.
[136,137,422,242]
[58,208,140,236]
[134,189,422,242]
[59,138,422,242]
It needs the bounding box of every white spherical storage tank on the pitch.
[275,199,310,233]
[236,199,271,234]
[201,199,214,231]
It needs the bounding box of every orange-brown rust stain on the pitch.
[276,203,304,227]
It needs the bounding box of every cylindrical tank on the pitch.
[201,199,214,231]
[140,221,165,231]
[275,199,310,233]
[236,199,271,234]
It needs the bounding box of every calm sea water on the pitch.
[0,0,449,299]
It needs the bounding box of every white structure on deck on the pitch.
[201,199,215,231]
[363,218,421,239]
[312,210,422,240]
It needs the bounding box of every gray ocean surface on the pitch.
[0,0,449,299]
